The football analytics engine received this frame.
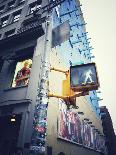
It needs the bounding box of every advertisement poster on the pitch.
[12,59,32,87]
[82,121,92,148]
[99,136,105,152]
[58,99,82,145]
[58,100,105,152]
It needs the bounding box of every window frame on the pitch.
[29,4,36,14]
[1,16,9,27]
[0,5,4,14]
[11,58,32,88]
[19,0,25,5]
[7,0,16,11]
[28,2,42,15]
[12,11,21,23]
[4,29,15,38]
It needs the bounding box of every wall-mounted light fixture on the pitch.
[10,114,16,122]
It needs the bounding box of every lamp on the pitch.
[10,114,16,122]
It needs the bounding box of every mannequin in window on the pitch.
[15,61,31,87]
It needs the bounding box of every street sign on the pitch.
[52,20,70,47]
[70,63,99,91]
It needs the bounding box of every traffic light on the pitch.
[70,63,99,91]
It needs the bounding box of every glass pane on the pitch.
[2,20,8,27]
[12,59,32,87]
[13,14,20,22]
[30,6,36,14]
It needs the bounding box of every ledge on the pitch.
[4,85,28,91]
[0,98,32,107]
[0,24,44,50]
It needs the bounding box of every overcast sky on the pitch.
[80,0,116,134]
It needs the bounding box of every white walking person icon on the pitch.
[84,69,93,83]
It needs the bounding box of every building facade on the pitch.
[0,0,106,155]
[100,106,116,155]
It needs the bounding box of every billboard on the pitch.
[58,99,82,145]
[70,63,99,91]
[58,100,105,153]
[82,121,92,148]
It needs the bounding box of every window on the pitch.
[7,0,15,10]
[29,2,41,14]
[0,5,4,14]
[11,59,32,87]
[1,16,9,27]
[19,0,25,5]
[13,11,21,22]
[5,29,15,38]
[29,3,36,14]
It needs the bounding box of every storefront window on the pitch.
[12,59,32,87]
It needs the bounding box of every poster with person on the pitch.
[58,99,82,145]
[58,100,105,152]
[99,136,105,153]
[12,59,32,87]
[82,121,92,148]
[95,134,105,152]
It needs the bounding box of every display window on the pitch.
[12,59,32,87]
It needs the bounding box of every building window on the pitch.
[5,29,15,38]
[28,2,41,14]
[7,0,15,11]
[12,59,32,87]
[1,16,9,27]
[19,0,25,5]
[13,11,21,22]
[0,5,4,14]
[29,3,36,14]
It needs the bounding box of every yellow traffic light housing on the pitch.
[49,67,89,108]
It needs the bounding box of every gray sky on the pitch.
[80,0,116,134]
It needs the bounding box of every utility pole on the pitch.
[29,1,67,155]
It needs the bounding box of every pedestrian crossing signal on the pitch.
[70,63,100,91]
